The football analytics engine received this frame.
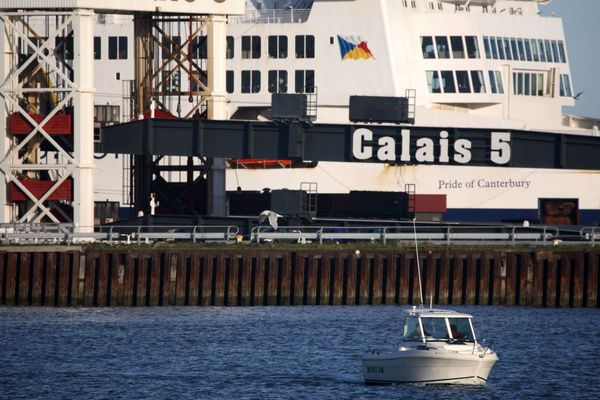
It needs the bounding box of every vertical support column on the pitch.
[206,15,228,217]
[0,16,13,222]
[134,13,153,116]
[72,9,95,233]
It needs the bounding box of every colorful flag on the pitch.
[337,35,375,60]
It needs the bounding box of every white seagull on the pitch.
[259,210,284,230]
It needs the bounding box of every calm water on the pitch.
[1,305,599,399]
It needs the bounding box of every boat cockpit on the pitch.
[401,310,476,344]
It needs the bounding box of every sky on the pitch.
[541,0,600,118]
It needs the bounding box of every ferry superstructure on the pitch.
[15,0,600,225]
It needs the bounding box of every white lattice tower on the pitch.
[0,1,244,236]
[0,10,95,231]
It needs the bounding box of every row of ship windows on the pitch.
[483,36,567,63]
[160,35,315,60]
[426,70,504,94]
[421,35,567,64]
[427,70,573,98]
[18,34,316,61]
[224,70,316,94]
[421,36,480,59]
[19,36,128,60]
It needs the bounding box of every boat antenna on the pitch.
[412,217,424,307]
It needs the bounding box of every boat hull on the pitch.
[362,349,498,385]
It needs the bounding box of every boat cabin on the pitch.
[402,308,476,343]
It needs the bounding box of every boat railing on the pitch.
[230,8,312,24]
[479,339,496,358]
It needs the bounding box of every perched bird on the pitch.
[259,210,283,230]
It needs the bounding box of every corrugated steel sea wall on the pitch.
[0,247,598,307]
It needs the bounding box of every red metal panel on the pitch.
[10,178,73,201]
[409,194,447,213]
[9,112,73,135]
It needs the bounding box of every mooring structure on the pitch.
[0,0,244,236]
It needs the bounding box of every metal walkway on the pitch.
[1,222,599,246]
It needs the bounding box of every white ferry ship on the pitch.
[14,0,600,225]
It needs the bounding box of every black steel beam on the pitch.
[99,119,600,170]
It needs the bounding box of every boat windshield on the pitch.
[420,317,449,341]
[402,317,423,341]
[448,317,475,341]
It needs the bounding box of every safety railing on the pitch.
[0,222,591,245]
[0,223,239,245]
[230,8,312,24]
[580,227,600,245]
[251,224,563,245]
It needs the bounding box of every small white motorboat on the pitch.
[362,307,499,385]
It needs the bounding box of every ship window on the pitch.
[490,36,498,59]
[524,39,533,61]
[447,318,474,341]
[465,36,479,58]
[242,36,261,59]
[94,36,101,60]
[537,73,544,96]
[517,38,525,61]
[551,40,560,64]
[441,70,456,93]
[295,70,315,93]
[531,39,539,62]
[402,0,408,7]
[108,36,127,60]
[495,37,505,60]
[56,36,74,60]
[161,70,180,92]
[434,36,450,58]
[537,39,546,62]
[471,70,485,93]
[544,40,553,62]
[226,36,235,59]
[502,37,512,60]
[241,70,261,93]
[268,70,288,93]
[496,71,504,93]
[450,36,464,58]
[402,317,422,341]
[560,74,572,97]
[524,73,531,96]
[557,41,566,63]
[488,70,503,94]
[190,71,207,92]
[411,0,416,8]
[420,318,449,341]
[483,36,491,59]
[226,70,234,94]
[268,35,288,59]
[421,36,435,59]
[295,35,315,58]
[426,71,441,93]
[161,36,180,60]
[21,36,47,56]
[192,36,208,59]
[510,38,518,62]
[456,70,471,93]
[516,72,524,95]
